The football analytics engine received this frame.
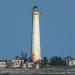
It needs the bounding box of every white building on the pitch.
[32,6,41,63]
[11,60,24,68]
[0,60,7,68]
[68,60,75,66]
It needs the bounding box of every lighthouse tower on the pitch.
[32,6,41,63]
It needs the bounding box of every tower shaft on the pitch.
[32,7,41,63]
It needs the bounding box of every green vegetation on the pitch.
[15,51,75,67]
[41,56,48,67]
[15,50,28,63]
[50,56,66,66]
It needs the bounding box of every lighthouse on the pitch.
[32,6,41,63]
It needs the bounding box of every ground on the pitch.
[0,67,75,75]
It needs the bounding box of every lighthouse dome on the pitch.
[33,6,39,12]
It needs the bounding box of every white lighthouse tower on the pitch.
[32,6,41,63]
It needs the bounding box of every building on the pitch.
[23,62,39,69]
[68,60,75,66]
[11,59,24,68]
[32,6,41,63]
[0,6,41,69]
[0,60,7,68]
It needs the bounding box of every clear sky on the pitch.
[0,0,75,59]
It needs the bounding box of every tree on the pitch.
[41,56,48,67]
[28,57,32,62]
[15,56,20,60]
[20,51,28,63]
[64,56,74,65]
[64,56,74,61]
[50,56,65,66]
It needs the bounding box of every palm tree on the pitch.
[20,50,28,63]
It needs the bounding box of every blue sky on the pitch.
[0,0,75,59]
